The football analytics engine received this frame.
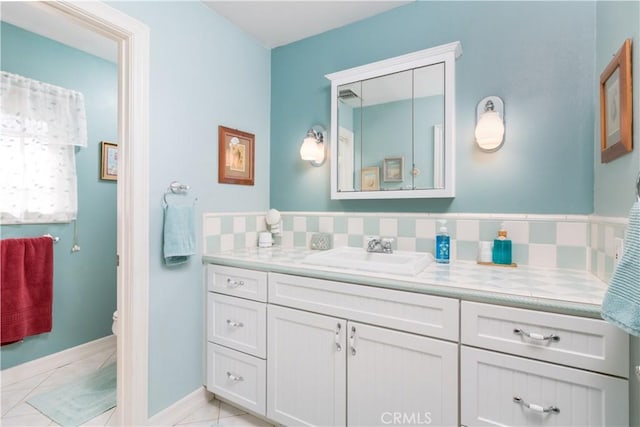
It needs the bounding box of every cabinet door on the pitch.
[267,305,346,426]
[347,322,458,427]
[461,346,629,427]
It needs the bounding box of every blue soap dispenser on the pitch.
[492,223,512,265]
[436,220,450,264]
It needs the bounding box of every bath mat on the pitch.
[27,362,116,426]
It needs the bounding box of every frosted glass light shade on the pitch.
[300,136,320,160]
[300,125,327,166]
[475,111,505,151]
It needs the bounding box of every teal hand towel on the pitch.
[601,201,640,337]
[163,204,195,266]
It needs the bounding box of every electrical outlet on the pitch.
[614,238,625,265]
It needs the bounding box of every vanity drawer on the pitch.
[207,265,267,302]
[461,346,628,427]
[207,343,266,416]
[461,301,629,377]
[268,272,459,341]
[207,293,266,358]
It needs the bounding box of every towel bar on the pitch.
[162,181,197,206]
[43,234,60,243]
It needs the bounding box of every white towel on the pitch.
[601,201,640,336]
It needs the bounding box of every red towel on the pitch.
[1,237,54,345]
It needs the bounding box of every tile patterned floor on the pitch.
[1,342,271,427]
[173,398,272,427]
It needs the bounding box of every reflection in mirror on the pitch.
[413,63,445,190]
[327,41,462,199]
[337,81,360,192]
[336,64,445,193]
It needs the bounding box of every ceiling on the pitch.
[1,2,117,62]
[204,1,412,48]
[1,1,411,62]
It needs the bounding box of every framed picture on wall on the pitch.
[383,157,404,182]
[361,167,380,191]
[218,126,255,185]
[599,38,632,163]
[100,141,118,181]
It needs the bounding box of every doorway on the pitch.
[8,2,152,424]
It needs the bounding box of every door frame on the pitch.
[42,2,150,425]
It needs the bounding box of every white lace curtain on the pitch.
[0,71,87,224]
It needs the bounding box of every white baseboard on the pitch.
[147,386,212,426]
[1,334,116,385]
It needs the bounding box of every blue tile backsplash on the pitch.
[203,211,628,283]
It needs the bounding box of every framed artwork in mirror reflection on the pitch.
[361,167,380,191]
[599,39,632,163]
[383,157,404,182]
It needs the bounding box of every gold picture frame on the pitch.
[100,141,118,181]
[218,126,255,185]
[600,39,632,163]
[361,167,380,191]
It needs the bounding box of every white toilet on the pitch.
[112,310,118,335]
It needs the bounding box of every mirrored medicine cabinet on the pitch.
[325,41,462,200]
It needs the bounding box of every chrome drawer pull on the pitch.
[349,325,357,356]
[335,323,342,352]
[226,319,244,328]
[226,371,244,382]
[513,328,559,342]
[226,278,245,288]
[513,396,559,414]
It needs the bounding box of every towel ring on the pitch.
[162,181,197,207]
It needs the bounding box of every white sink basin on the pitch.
[302,247,434,276]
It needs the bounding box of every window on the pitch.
[0,72,87,224]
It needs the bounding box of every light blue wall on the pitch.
[0,23,117,369]
[594,2,640,425]
[355,97,443,190]
[271,1,595,213]
[594,1,640,217]
[359,101,412,189]
[108,1,271,416]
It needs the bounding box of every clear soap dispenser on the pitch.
[435,220,450,264]
[492,223,512,265]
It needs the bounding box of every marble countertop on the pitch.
[202,247,608,318]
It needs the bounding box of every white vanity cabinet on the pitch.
[460,301,629,427]
[204,263,630,427]
[266,273,459,427]
[205,265,268,415]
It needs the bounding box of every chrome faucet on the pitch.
[367,237,394,254]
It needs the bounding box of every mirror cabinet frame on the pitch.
[325,41,462,200]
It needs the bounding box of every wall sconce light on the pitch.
[300,125,327,166]
[475,96,505,151]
